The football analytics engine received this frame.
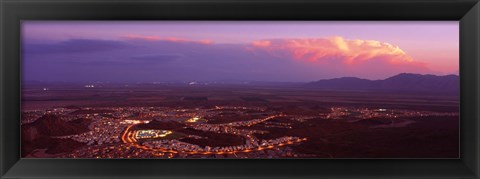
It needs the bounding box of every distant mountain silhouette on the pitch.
[306,73,459,94]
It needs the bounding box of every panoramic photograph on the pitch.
[21,21,459,158]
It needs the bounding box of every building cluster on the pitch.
[135,130,172,139]
[61,142,306,159]
[55,119,126,145]
[141,136,305,154]
[262,121,293,129]
[326,107,458,120]
[24,104,459,159]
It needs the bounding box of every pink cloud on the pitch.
[124,34,213,44]
[248,36,431,78]
[251,36,419,66]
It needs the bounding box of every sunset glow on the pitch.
[22,21,458,82]
[125,34,214,44]
[251,36,416,64]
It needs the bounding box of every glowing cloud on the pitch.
[251,40,271,47]
[251,36,416,65]
[125,34,213,44]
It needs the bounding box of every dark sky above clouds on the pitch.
[22,21,459,83]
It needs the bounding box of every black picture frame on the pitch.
[1,0,479,178]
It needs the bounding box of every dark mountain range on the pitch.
[306,73,459,94]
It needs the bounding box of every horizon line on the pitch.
[22,72,460,84]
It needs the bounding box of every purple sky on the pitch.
[22,21,459,82]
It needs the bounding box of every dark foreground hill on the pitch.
[306,73,459,94]
[28,114,91,136]
[21,114,91,157]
